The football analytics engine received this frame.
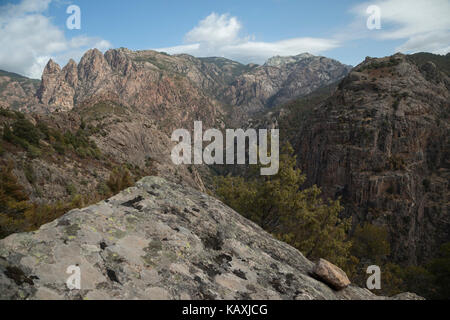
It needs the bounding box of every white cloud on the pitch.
[351,0,450,54]
[157,43,201,55]
[185,13,241,46]
[156,13,340,64]
[0,0,112,79]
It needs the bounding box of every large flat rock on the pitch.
[0,176,419,300]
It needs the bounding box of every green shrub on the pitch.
[27,145,41,159]
[107,166,134,194]
[3,125,14,142]
[11,119,41,146]
[427,243,450,299]
[24,164,36,184]
[53,142,66,155]
[0,108,16,118]
[76,147,87,158]
[216,143,352,269]
[351,223,390,264]
[36,122,51,140]
[66,183,77,196]
[96,182,110,196]
[0,162,31,235]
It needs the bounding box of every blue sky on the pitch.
[0,0,449,78]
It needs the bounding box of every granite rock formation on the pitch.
[0,176,422,300]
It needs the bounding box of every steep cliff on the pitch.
[289,53,449,264]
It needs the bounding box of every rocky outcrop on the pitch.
[30,49,225,192]
[291,53,450,264]
[0,176,421,300]
[35,49,221,128]
[36,59,75,111]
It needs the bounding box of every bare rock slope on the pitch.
[292,53,450,264]
[0,176,421,300]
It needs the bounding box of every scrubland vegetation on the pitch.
[215,142,450,299]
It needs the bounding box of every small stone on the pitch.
[313,258,350,290]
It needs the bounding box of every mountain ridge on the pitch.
[0,49,351,122]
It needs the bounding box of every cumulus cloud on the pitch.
[351,0,450,54]
[185,13,241,46]
[0,0,112,79]
[156,13,340,64]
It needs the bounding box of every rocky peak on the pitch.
[77,48,111,82]
[223,52,352,121]
[37,60,62,106]
[42,59,61,75]
[37,58,79,111]
[264,52,315,67]
[104,48,135,75]
[0,176,422,300]
[62,59,78,88]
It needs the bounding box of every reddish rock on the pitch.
[313,258,351,290]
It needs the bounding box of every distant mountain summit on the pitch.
[264,52,316,67]
[0,49,352,125]
[221,52,351,121]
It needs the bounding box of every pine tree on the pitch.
[216,142,352,269]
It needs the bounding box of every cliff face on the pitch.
[291,53,449,264]
[0,176,421,300]
[36,49,221,128]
